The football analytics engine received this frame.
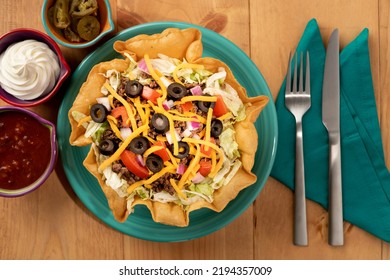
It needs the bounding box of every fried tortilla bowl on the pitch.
[68,27,269,227]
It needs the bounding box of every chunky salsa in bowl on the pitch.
[0,106,57,197]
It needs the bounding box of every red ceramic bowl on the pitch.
[0,28,70,107]
[0,106,57,197]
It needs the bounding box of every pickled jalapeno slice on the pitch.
[70,0,98,17]
[77,16,100,41]
[53,0,71,29]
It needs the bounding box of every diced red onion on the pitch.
[176,163,187,175]
[120,127,132,140]
[96,97,111,111]
[182,128,192,138]
[136,154,145,166]
[191,172,205,183]
[165,130,181,144]
[137,59,150,74]
[190,85,203,96]
[192,134,200,139]
[162,99,174,111]
[186,117,200,130]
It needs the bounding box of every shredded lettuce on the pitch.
[84,121,103,139]
[219,127,240,159]
[103,166,127,190]
[151,58,176,75]
[203,84,245,120]
[181,190,213,205]
[91,122,109,142]
[206,67,226,88]
[189,182,213,196]
[224,160,242,186]
[152,191,178,203]
[136,187,150,200]
[71,111,88,128]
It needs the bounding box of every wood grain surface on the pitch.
[0,0,388,260]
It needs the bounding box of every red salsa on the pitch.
[0,111,51,190]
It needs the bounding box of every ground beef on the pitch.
[148,129,158,140]
[151,173,176,195]
[180,155,194,166]
[102,129,119,143]
[111,162,122,173]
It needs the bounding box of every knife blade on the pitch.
[322,29,344,246]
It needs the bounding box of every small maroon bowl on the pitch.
[0,28,70,107]
[0,106,57,197]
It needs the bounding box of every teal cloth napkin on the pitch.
[270,18,390,242]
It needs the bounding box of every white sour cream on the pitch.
[0,39,60,100]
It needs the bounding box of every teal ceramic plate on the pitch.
[57,22,277,242]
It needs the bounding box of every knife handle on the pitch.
[328,132,344,246]
[294,120,308,246]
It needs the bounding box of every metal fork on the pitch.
[285,52,311,246]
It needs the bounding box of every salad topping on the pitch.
[73,53,247,208]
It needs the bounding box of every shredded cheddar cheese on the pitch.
[143,145,164,159]
[204,108,213,152]
[107,117,123,140]
[127,165,176,194]
[178,143,201,189]
[170,178,186,199]
[183,138,224,177]
[169,110,207,123]
[106,115,118,125]
[77,115,92,127]
[176,95,217,104]
[210,149,217,174]
[218,112,233,121]
[104,82,138,129]
[144,54,167,108]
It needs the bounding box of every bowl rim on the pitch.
[0,28,71,107]
[41,0,115,48]
[0,106,57,197]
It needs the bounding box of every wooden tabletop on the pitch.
[1,0,389,260]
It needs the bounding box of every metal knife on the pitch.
[322,29,344,246]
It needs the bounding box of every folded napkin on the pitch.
[270,18,390,242]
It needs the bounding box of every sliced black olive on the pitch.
[210,119,223,138]
[146,154,164,173]
[197,94,216,113]
[167,82,187,100]
[98,139,116,156]
[151,113,170,134]
[128,136,149,154]
[125,80,143,98]
[171,141,190,159]
[90,103,108,123]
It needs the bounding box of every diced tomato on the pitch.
[181,101,193,112]
[199,159,212,177]
[213,95,229,117]
[142,86,161,104]
[111,106,130,127]
[120,150,149,179]
[152,141,170,162]
[200,137,215,157]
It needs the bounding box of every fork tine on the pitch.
[285,52,292,94]
[305,51,310,95]
[299,52,303,93]
[292,53,297,93]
